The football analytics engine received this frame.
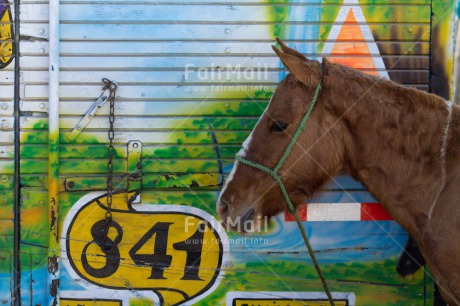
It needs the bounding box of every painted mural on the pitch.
[0,0,456,305]
[0,0,14,305]
[0,0,13,69]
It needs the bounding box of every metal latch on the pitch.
[127,140,142,204]
[67,95,108,141]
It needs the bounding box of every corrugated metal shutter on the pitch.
[16,0,454,305]
[19,0,433,191]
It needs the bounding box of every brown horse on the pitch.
[216,39,460,305]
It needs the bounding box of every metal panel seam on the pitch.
[46,0,60,305]
[13,0,21,304]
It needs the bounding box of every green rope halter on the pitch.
[236,80,321,214]
[235,65,336,305]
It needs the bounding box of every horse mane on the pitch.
[325,60,446,112]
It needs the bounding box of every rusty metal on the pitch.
[61,176,124,192]
[102,78,118,245]
[46,0,61,304]
[59,173,221,192]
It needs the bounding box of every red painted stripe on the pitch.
[284,203,307,222]
[360,203,393,221]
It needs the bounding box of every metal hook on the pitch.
[102,78,118,91]
[101,212,113,250]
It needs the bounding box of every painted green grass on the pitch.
[199,258,428,306]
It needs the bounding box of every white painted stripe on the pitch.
[352,7,390,79]
[320,6,348,55]
[307,203,361,221]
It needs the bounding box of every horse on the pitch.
[216,38,460,305]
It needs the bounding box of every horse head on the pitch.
[217,39,346,234]
[215,38,460,306]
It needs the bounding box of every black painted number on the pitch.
[129,222,174,279]
[130,221,206,280]
[173,223,205,280]
[81,219,123,278]
[80,220,207,281]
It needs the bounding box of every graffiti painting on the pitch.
[0,0,456,305]
[0,0,13,69]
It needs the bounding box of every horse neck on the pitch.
[328,72,455,237]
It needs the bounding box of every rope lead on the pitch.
[235,75,336,305]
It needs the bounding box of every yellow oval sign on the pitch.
[62,192,229,305]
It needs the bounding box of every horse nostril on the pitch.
[217,197,228,207]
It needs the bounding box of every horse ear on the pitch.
[276,38,307,61]
[272,44,321,87]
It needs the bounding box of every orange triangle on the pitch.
[328,9,379,76]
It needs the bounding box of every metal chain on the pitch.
[102,78,118,244]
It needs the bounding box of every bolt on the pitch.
[0,175,8,183]
[1,121,7,129]
[39,48,46,53]
[1,103,8,110]
[225,47,231,54]
[224,28,231,34]
[38,28,45,35]
[133,143,138,148]
[39,103,46,109]
[76,125,82,130]
[407,27,413,33]
[224,102,230,109]
[223,261,233,268]
[67,181,75,189]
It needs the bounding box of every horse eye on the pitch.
[270,122,289,132]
